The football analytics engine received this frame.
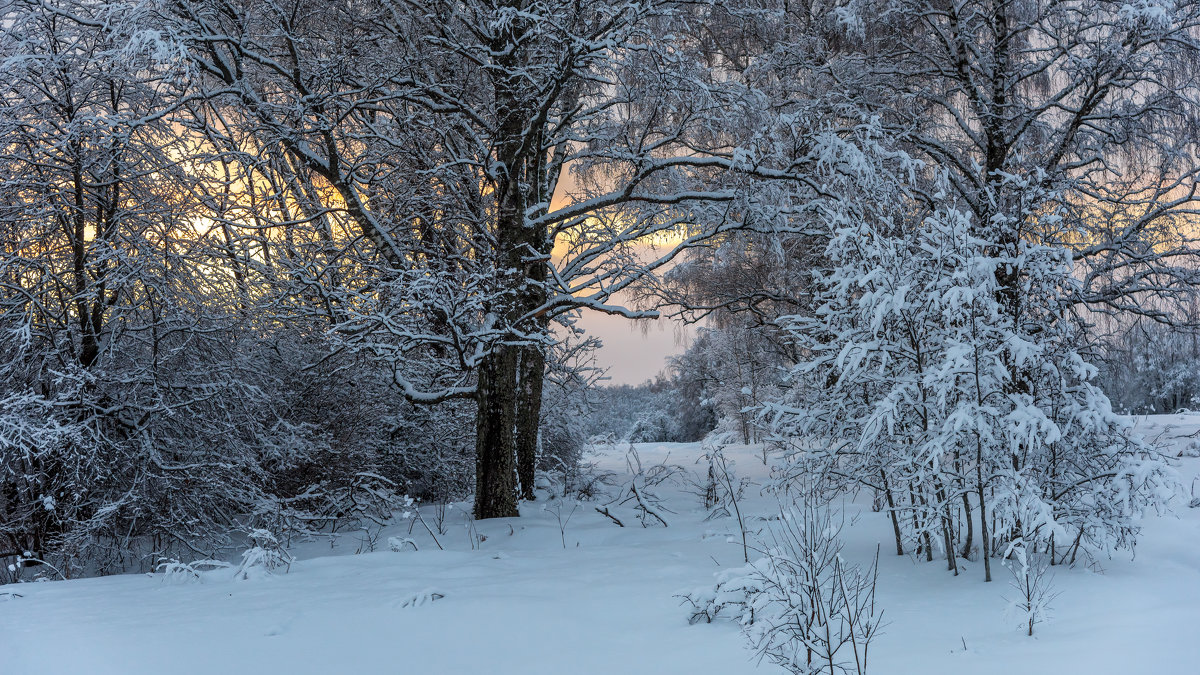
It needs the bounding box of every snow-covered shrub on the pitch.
[1180,441,1200,459]
[233,530,292,580]
[603,446,682,527]
[377,399,476,505]
[681,561,764,626]
[387,536,419,552]
[538,457,617,503]
[543,498,580,549]
[628,411,676,443]
[2,551,67,584]
[155,558,232,584]
[698,444,752,562]
[262,361,475,537]
[1002,542,1059,636]
[682,496,882,675]
[400,496,444,551]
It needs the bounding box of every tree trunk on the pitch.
[960,491,974,560]
[475,11,530,518]
[515,345,545,500]
[881,469,904,556]
[912,487,933,562]
[937,483,958,575]
[474,345,520,519]
[977,438,992,582]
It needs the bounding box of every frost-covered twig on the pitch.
[604,445,682,527]
[682,495,883,675]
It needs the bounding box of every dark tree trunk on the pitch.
[516,345,545,500]
[936,482,958,575]
[961,491,975,560]
[474,345,520,518]
[474,9,530,518]
[881,469,904,556]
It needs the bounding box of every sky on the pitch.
[574,308,694,386]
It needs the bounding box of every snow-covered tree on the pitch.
[748,0,1200,582]
[851,0,1200,313]
[1096,313,1200,414]
[768,183,1178,580]
[169,0,868,518]
[0,0,480,573]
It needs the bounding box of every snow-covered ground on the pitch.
[4,416,1200,674]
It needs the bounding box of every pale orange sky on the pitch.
[571,300,695,386]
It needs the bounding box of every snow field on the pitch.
[3,417,1200,674]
